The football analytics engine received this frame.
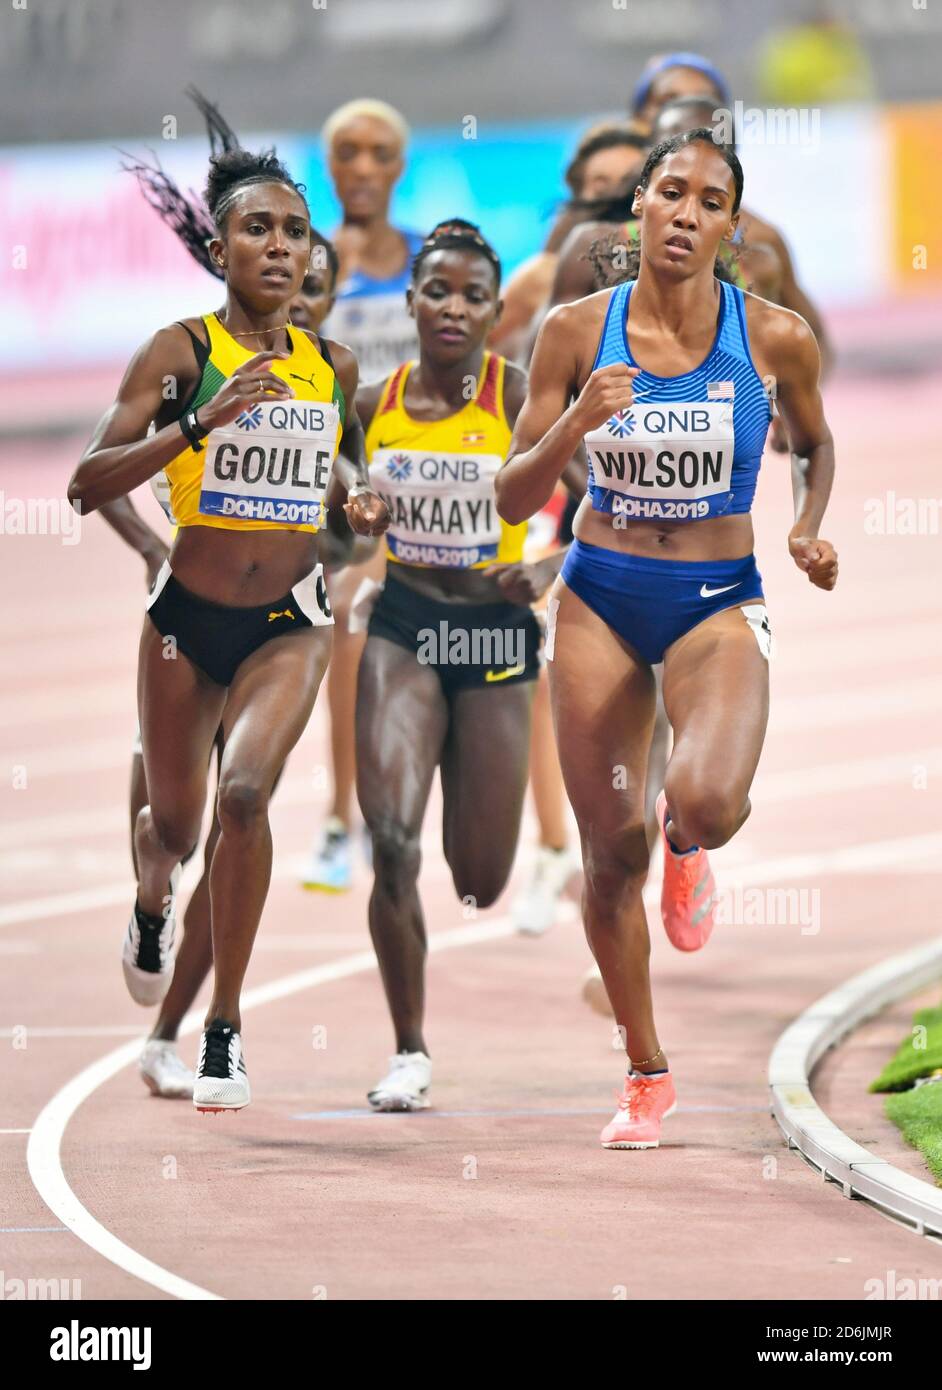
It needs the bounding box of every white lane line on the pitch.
[0,1128,32,1134]
[25,916,517,1302]
[4,826,941,933]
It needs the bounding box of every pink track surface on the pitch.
[1,370,941,1301]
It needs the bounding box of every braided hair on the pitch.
[121,87,327,282]
[411,218,502,289]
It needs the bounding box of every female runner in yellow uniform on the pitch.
[355,220,579,1111]
[69,145,387,1112]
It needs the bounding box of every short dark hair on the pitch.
[564,125,649,197]
[637,128,743,215]
[411,218,502,288]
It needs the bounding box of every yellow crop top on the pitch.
[165,313,344,533]
[364,350,527,568]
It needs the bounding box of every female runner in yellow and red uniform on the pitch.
[354,220,580,1112]
[69,144,387,1113]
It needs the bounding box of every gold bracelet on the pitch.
[631,1045,664,1068]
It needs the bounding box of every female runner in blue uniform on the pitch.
[496,129,837,1150]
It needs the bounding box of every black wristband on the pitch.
[180,409,208,453]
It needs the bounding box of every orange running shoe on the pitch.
[600,1070,677,1149]
[655,791,717,952]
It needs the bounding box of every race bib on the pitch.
[198,400,340,528]
[326,294,419,382]
[369,449,502,568]
[586,399,735,522]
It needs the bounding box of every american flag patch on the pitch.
[707,381,735,399]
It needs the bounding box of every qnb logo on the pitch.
[607,409,635,439]
[235,405,264,431]
[388,453,413,482]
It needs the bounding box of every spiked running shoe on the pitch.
[193,1022,250,1113]
[367,1051,431,1112]
[655,792,717,952]
[600,1070,677,1149]
[122,864,181,1006]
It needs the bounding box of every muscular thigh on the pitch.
[546,579,656,834]
[220,627,332,793]
[439,683,533,874]
[661,603,770,799]
[137,617,226,824]
[355,636,449,833]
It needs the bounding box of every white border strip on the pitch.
[769,936,942,1238]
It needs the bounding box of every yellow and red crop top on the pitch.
[364,350,526,568]
[164,313,344,533]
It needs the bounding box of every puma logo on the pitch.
[290,371,318,389]
[268,608,296,623]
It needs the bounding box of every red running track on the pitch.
[1,370,941,1300]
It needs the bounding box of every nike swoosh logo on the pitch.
[699,583,740,598]
[484,664,525,683]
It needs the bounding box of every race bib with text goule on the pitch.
[198,399,340,528]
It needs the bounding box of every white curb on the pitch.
[769,936,942,1238]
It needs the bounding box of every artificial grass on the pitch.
[869,1005,942,1092]
[885,1083,942,1185]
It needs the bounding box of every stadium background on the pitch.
[2,0,941,391]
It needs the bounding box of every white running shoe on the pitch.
[193,1022,250,1113]
[139,1040,194,1099]
[300,817,353,892]
[367,1051,432,1112]
[513,846,578,937]
[122,864,181,1007]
